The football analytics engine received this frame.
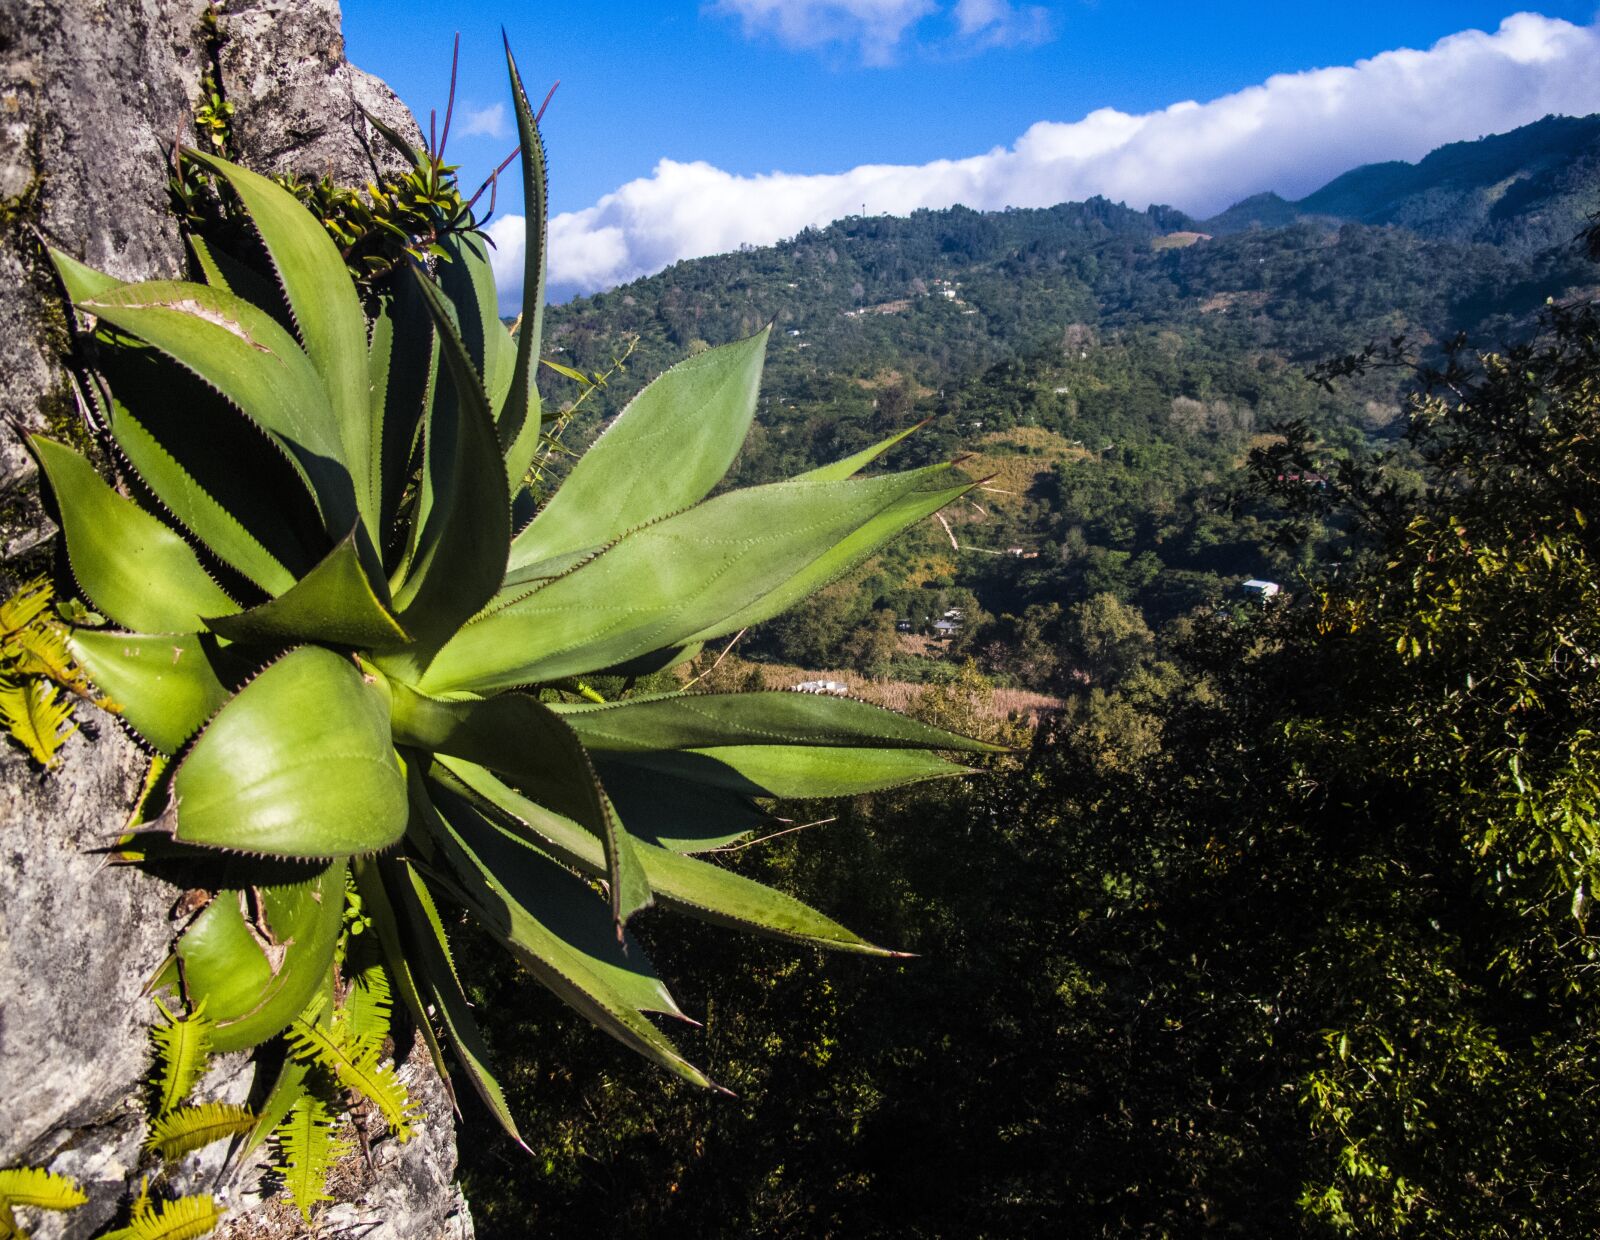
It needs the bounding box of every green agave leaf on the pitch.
[29,435,239,634]
[606,744,973,799]
[499,40,549,485]
[417,775,711,1086]
[76,280,360,540]
[389,682,650,926]
[354,857,455,1104]
[47,245,124,302]
[379,854,525,1146]
[795,419,928,482]
[440,759,887,954]
[184,235,299,335]
[166,646,406,858]
[176,860,347,1052]
[384,265,511,662]
[368,280,435,547]
[688,471,973,643]
[236,1051,314,1164]
[595,757,770,851]
[94,369,299,596]
[67,630,234,755]
[186,151,376,532]
[549,690,1006,754]
[90,342,325,591]
[424,470,938,693]
[509,327,770,572]
[204,529,408,648]
[437,230,514,418]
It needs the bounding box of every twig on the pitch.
[682,628,747,691]
[711,817,838,854]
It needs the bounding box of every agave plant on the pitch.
[34,46,994,1142]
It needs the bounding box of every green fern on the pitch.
[287,1001,415,1140]
[274,1093,350,1222]
[149,1000,212,1115]
[0,1166,87,1239]
[144,1102,254,1162]
[101,1192,223,1240]
[0,577,107,767]
[341,955,393,1055]
[0,678,76,767]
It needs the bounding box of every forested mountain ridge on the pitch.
[534,114,1600,687]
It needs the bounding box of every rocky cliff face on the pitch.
[0,3,473,1235]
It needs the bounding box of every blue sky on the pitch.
[340,3,1600,301]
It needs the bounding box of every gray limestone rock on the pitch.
[0,2,467,1236]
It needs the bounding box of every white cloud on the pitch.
[458,102,508,140]
[492,13,1600,306]
[707,0,939,65]
[952,0,1052,48]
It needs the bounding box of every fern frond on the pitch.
[7,623,79,688]
[342,957,393,1053]
[0,678,76,766]
[287,1014,416,1140]
[0,1167,87,1211]
[274,1093,350,1222]
[0,579,53,637]
[144,1103,254,1163]
[0,1200,19,1240]
[149,999,212,1115]
[102,1193,223,1240]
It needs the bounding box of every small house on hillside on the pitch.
[1241,578,1280,601]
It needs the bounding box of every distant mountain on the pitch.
[1204,113,1600,254]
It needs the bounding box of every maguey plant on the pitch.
[35,42,995,1158]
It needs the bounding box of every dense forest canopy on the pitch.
[454,114,1600,1236]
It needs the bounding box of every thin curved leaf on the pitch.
[794,420,927,482]
[30,435,239,634]
[165,647,406,858]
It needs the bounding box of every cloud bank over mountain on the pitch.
[488,14,1600,306]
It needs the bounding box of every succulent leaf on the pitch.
[203,529,408,648]
[508,328,770,572]
[167,648,406,858]
[75,280,359,542]
[29,436,239,634]
[418,777,711,1086]
[499,41,549,485]
[175,861,347,1052]
[67,631,233,756]
[423,470,942,693]
[185,151,377,536]
[610,744,972,799]
[549,690,1007,754]
[383,265,511,660]
[390,682,651,925]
